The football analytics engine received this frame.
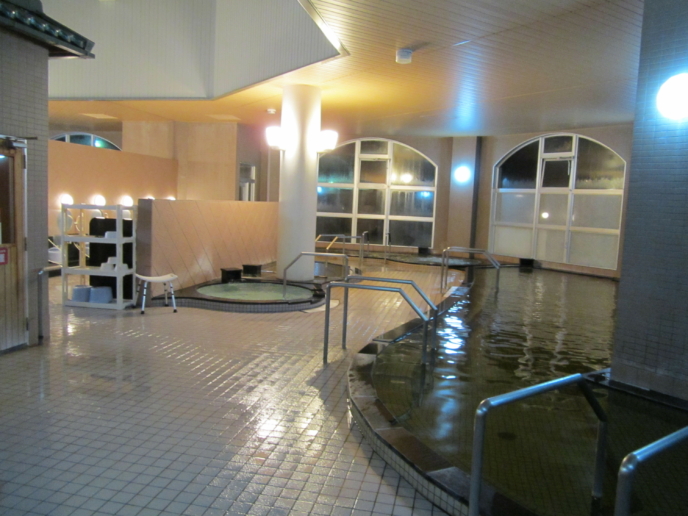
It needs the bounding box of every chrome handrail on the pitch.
[282,252,349,298]
[37,264,61,340]
[614,425,688,516]
[469,373,608,516]
[346,275,438,363]
[323,282,429,364]
[440,246,500,293]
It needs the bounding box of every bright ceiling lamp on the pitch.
[317,130,338,152]
[266,126,285,150]
[657,73,688,121]
[119,195,134,207]
[453,165,471,184]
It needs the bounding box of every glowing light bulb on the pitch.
[541,212,550,219]
[58,193,73,206]
[120,195,134,207]
[92,194,106,206]
[657,73,688,121]
[453,165,471,183]
[400,173,413,183]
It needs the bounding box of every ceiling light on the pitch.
[396,48,413,64]
[91,194,106,206]
[119,195,134,207]
[267,108,277,115]
[453,165,471,183]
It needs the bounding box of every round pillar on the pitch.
[276,84,321,281]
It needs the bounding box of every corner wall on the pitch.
[137,200,278,295]
[612,0,688,399]
[0,29,49,345]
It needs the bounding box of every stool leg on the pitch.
[164,282,169,307]
[141,281,148,314]
[170,282,177,313]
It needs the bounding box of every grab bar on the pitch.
[384,232,391,264]
[440,247,500,293]
[37,265,61,340]
[323,282,429,365]
[469,373,607,516]
[614,425,688,516]
[345,275,438,362]
[282,252,349,298]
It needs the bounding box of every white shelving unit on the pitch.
[61,204,137,310]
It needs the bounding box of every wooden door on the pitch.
[0,146,27,351]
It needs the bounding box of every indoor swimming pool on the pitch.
[356,268,688,516]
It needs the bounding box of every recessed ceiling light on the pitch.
[267,108,277,115]
[82,113,118,119]
[208,114,241,121]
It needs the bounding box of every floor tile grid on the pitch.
[0,260,450,516]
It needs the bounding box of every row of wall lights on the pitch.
[57,193,176,207]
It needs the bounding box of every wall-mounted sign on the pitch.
[0,247,7,265]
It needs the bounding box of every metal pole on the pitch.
[323,284,331,364]
[469,402,490,516]
[422,320,428,364]
[342,287,349,349]
[358,239,363,271]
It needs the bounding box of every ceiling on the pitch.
[48,0,644,137]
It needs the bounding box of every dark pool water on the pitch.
[372,268,688,516]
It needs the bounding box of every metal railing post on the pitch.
[283,252,349,298]
[440,247,501,293]
[345,275,438,364]
[323,282,429,365]
[613,426,688,516]
[323,284,332,364]
[468,374,606,516]
[342,287,349,349]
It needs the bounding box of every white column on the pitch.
[276,84,321,281]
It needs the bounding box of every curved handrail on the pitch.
[469,373,607,516]
[282,252,349,298]
[614,425,688,516]
[323,282,429,364]
[346,275,438,361]
[441,246,500,293]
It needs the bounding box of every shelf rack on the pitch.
[61,204,137,310]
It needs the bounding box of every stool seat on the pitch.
[135,273,178,314]
[135,273,178,283]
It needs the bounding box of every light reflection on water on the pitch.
[372,268,618,516]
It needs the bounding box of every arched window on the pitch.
[490,134,625,269]
[51,132,121,151]
[317,139,437,248]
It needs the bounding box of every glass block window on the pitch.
[491,134,626,270]
[317,139,437,248]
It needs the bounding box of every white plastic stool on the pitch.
[135,273,178,314]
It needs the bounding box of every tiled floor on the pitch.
[0,261,459,516]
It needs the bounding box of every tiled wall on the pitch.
[137,200,278,295]
[612,0,688,399]
[0,29,49,346]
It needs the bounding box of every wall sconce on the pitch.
[91,194,106,206]
[58,193,74,206]
[453,165,472,184]
[119,195,134,207]
[266,126,338,153]
[657,73,688,121]
[266,126,285,150]
[317,130,338,153]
